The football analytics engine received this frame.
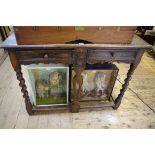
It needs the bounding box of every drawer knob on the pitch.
[44,54,49,59]
[111,52,114,61]
[111,52,114,58]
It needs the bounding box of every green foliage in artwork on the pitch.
[27,67,68,105]
[36,96,67,105]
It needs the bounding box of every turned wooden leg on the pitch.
[8,51,33,115]
[15,67,34,115]
[71,67,84,113]
[114,51,144,109]
[114,63,136,109]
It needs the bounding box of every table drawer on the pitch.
[113,51,137,61]
[87,51,112,61]
[17,50,73,64]
[87,50,136,63]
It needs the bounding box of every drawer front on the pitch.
[17,50,73,64]
[87,50,137,63]
[87,51,112,61]
[113,51,137,61]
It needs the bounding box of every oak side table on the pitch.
[0,33,151,115]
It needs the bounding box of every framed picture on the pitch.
[23,64,69,107]
[71,64,119,102]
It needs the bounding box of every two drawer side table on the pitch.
[0,33,151,115]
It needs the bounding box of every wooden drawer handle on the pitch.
[111,52,114,61]
[111,52,114,58]
[44,54,49,59]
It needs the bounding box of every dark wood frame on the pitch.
[70,63,119,102]
[0,33,151,115]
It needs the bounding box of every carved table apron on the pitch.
[0,34,151,115]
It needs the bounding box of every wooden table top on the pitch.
[0,33,152,50]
